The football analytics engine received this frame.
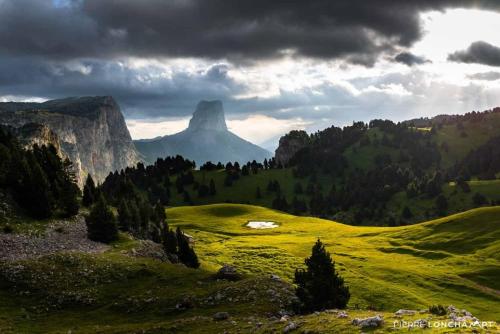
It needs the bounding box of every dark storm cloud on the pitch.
[2,0,500,125]
[0,56,244,117]
[394,52,430,66]
[1,0,499,64]
[448,41,500,67]
[467,71,500,80]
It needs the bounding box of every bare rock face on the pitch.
[188,100,227,132]
[274,130,310,167]
[0,96,140,186]
[1,123,63,155]
[134,100,272,165]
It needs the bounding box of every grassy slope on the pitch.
[343,128,401,171]
[168,168,332,209]
[0,205,499,333]
[169,204,500,320]
[434,112,500,168]
[386,179,500,224]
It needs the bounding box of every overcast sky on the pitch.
[2,0,500,150]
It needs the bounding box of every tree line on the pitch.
[0,127,79,219]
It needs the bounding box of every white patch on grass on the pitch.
[246,221,278,229]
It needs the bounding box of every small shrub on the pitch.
[429,304,447,316]
[2,224,14,234]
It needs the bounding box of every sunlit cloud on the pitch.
[126,118,190,139]
[227,115,311,145]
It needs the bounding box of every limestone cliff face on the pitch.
[188,100,228,132]
[1,123,63,155]
[0,96,140,185]
[275,130,310,167]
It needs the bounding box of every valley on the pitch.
[0,204,498,333]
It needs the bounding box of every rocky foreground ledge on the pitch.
[0,215,108,262]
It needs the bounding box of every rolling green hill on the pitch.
[1,204,499,333]
[169,204,500,319]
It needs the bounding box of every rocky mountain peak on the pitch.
[188,100,227,132]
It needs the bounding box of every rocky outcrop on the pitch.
[0,123,63,156]
[352,314,384,328]
[215,264,241,281]
[134,100,272,165]
[188,100,227,131]
[274,130,310,167]
[0,96,140,185]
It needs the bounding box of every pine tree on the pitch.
[85,195,119,243]
[82,174,96,207]
[26,158,54,219]
[183,191,192,204]
[60,180,80,217]
[209,179,216,195]
[161,223,178,254]
[402,206,412,219]
[154,202,166,223]
[118,199,132,231]
[128,199,141,233]
[139,200,151,235]
[176,227,200,268]
[256,186,262,199]
[224,173,233,187]
[435,194,448,215]
[294,182,304,194]
[472,192,487,206]
[294,239,350,313]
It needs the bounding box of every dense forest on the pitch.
[0,128,79,219]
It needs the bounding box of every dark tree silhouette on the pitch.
[176,227,200,268]
[294,239,350,313]
[85,195,119,243]
[82,174,97,207]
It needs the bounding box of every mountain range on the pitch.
[134,100,272,165]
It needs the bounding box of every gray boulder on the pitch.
[213,312,230,321]
[352,315,384,328]
[215,264,241,281]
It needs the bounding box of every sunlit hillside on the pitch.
[170,204,500,320]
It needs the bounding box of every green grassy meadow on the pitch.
[169,204,500,320]
[1,204,499,333]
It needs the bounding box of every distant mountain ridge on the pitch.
[134,100,272,165]
[0,96,140,185]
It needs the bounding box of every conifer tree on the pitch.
[154,202,166,223]
[183,191,192,204]
[82,174,96,207]
[60,180,80,217]
[176,227,200,268]
[224,173,233,187]
[294,239,350,313]
[139,200,151,233]
[209,179,216,195]
[161,223,178,254]
[85,195,118,243]
[27,159,54,219]
[118,199,132,231]
[128,199,142,233]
